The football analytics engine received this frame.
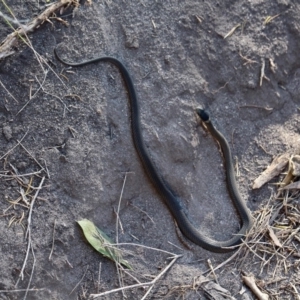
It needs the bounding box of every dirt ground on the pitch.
[0,0,300,299]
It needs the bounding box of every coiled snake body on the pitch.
[54,49,252,253]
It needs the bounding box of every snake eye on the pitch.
[196,108,210,122]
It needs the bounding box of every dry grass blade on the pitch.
[263,14,281,25]
[224,23,241,39]
[238,172,300,298]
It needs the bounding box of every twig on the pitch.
[259,58,265,86]
[43,91,70,116]
[48,219,56,260]
[140,284,154,300]
[130,202,155,224]
[16,176,45,283]
[0,0,78,59]
[89,255,182,299]
[23,242,36,300]
[0,170,43,178]
[17,141,45,171]
[16,70,48,116]
[202,249,240,275]
[290,283,300,300]
[41,158,50,179]
[106,242,179,257]
[239,50,257,66]
[69,265,89,295]
[0,288,45,293]
[116,173,129,243]
[207,259,219,285]
[239,105,273,111]
[167,241,185,252]
[212,80,231,94]
[259,58,270,87]
[0,129,29,160]
[115,172,129,297]
[97,262,102,293]
[0,79,19,103]
[243,275,269,300]
[1,2,69,90]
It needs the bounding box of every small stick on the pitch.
[212,80,231,94]
[97,262,102,293]
[40,158,50,179]
[242,275,269,300]
[115,172,130,298]
[48,219,56,260]
[0,79,19,103]
[141,284,154,300]
[116,172,128,241]
[23,243,36,300]
[43,91,70,116]
[167,241,185,252]
[239,105,273,111]
[16,176,45,283]
[0,130,29,160]
[0,170,43,178]
[17,141,45,171]
[239,50,257,66]
[290,283,300,300]
[259,58,265,86]
[202,249,240,275]
[207,259,219,285]
[105,242,179,257]
[89,255,181,299]
[0,0,78,59]
[69,265,89,295]
[259,58,270,87]
[129,202,155,224]
[0,288,45,293]
[16,70,48,116]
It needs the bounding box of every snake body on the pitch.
[54,49,252,253]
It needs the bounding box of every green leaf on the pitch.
[77,219,131,269]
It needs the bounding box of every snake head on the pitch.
[196,108,210,122]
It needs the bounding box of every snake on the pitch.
[54,49,252,253]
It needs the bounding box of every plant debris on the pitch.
[77,219,132,269]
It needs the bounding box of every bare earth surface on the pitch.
[0,0,300,299]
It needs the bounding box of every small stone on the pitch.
[17,161,28,170]
[59,155,67,163]
[125,36,139,49]
[2,125,12,141]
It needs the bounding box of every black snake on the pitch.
[54,49,252,253]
